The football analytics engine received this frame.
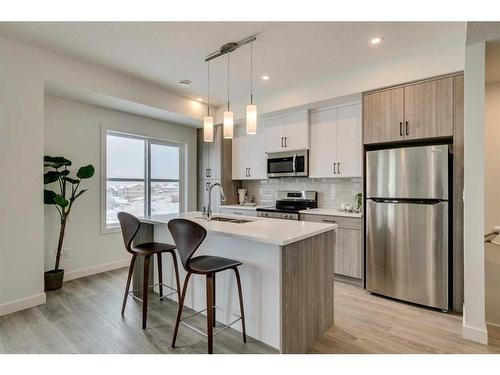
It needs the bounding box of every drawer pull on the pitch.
[233,212,243,215]
[322,219,337,223]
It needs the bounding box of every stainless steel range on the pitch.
[256,190,317,220]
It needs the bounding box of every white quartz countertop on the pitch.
[299,208,363,218]
[220,204,268,211]
[139,211,336,246]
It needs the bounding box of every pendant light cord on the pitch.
[207,61,210,116]
[227,52,230,111]
[250,42,253,105]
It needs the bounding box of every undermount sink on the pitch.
[211,216,253,224]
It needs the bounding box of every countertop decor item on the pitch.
[355,192,363,212]
[43,155,95,291]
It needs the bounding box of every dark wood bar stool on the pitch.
[118,212,181,329]
[168,218,246,354]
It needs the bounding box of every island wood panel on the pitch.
[452,74,464,312]
[280,230,335,353]
[363,87,404,144]
[404,77,454,140]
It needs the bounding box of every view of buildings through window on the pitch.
[106,132,180,227]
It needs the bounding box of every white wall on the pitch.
[215,43,465,122]
[463,41,487,344]
[484,82,500,327]
[0,34,204,316]
[0,39,46,315]
[43,95,197,279]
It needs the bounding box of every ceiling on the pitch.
[0,22,466,106]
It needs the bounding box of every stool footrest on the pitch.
[128,282,178,304]
[179,305,243,337]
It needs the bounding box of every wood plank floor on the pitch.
[1,268,499,354]
[0,268,276,354]
[312,281,500,354]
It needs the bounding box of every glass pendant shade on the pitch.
[223,111,234,139]
[203,116,214,142]
[246,104,257,134]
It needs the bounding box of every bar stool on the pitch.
[168,218,246,354]
[118,212,181,329]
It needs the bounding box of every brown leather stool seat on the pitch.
[189,255,242,273]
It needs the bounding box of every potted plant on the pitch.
[355,193,363,213]
[43,156,95,291]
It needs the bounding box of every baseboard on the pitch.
[463,323,489,344]
[64,258,130,282]
[0,292,46,316]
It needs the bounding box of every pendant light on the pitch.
[246,42,257,134]
[223,52,234,139]
[203,61,214,142]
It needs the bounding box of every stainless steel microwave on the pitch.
[267,150,309,178]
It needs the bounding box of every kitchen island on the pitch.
[134,212,336,353]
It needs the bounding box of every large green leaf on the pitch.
[44,170,70,184]
[63,176,80,184]
[44,156,72,168]
[77,165,95,179]
[53,194,69,208]
[44,171,60,184]
[44,189,57,204]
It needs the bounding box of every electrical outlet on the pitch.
[63,249,70,259]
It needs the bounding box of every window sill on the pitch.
[102,225,121,235]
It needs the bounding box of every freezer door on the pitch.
[366,145,449,199]
[366,199,448,310]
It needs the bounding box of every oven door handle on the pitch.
[292,153,297,174]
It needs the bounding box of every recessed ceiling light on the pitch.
[262,75,270,81]
[178,79,191,87]
[371,37,383,45]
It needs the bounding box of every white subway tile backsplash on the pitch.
[242,177,362,209]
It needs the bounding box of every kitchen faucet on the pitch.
[206,182,225,221]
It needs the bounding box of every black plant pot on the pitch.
[44,269,64,291]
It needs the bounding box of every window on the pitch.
[105,131,182,228]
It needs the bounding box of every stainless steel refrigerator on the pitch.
[366,144,449,310]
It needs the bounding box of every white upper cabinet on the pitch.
[309,107,337,178]
[232,123,267,180]
[309,103,362,178]
[198,124,221,180]
[336,104,362,177]
[264,111,309,153]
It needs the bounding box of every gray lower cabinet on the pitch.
[300,213,363,282]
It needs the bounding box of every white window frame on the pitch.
[101,128,186,233]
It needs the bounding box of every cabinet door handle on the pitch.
[233,211,243,215]
[322,219,337,223]
[333,162,337,174]
[248,168,251,177]
[285,137,287,147]
[281,137,284,148]
[400,121,403,137]
[337,162,341,175]
[405,121,409,136]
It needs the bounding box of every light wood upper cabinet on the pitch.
[309,103,362,178]
[363,87,404,144]
[232,123,267,180]
[264,111,309,153]
[404,77,454,140]
[363,75,456,144]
